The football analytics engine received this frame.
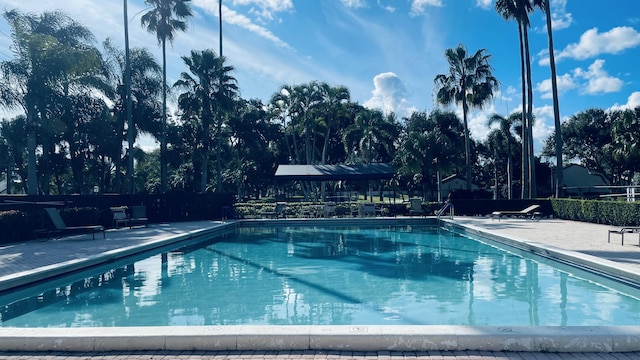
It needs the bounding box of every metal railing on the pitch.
[436,201,454,219]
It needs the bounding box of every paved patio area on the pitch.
[0,217,639,359]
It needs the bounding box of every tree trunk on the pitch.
[26,119,37,195]
[124,0,135,194]
[518,23,529,199]
[462,91,472,191]
[545,0,563,198]
[524,26,537,198]
[160,40,168,193]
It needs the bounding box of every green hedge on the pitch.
[234,201,418,218]
[551,199,640,226]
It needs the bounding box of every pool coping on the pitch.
[2,218,640,353]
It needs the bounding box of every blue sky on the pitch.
[1,0,639,154]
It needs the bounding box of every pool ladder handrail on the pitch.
[436,201,454,219]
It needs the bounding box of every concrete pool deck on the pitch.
[0,217,640,359]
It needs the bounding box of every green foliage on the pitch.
[0,211,30,244]
[551,199,640,226]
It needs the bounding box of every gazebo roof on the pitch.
[274,163,394,182]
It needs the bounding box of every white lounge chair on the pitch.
[491,204,541,222]
[408,197,425,216]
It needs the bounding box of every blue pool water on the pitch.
[1,224,639,327]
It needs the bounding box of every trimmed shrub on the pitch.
[551,199,640,226]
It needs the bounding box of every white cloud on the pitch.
[364,72,413,118]
[531,105,555,150]
[475,0,492,10]
[377,0,396,13]
[230,0,293,21]
[536,73,576,99]
[573,59,623,95]
[556,26,640,61]
[468,103,496,141]
[549,0,572,30]
[341,0,368,8]
[609,91,640,111]
[410,0,443,16]
[193,1,291,49]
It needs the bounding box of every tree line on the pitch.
[0,3,638,201]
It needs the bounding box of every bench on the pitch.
[607,227,640,245]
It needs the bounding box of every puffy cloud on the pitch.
[531,105,555,146]
[536,73,577,99]
[410,0,443,16]
[549,0,573,30]
[556,26,640,61]
[364,72,414,117]
[573,59,623,95]
[609,92,640,111]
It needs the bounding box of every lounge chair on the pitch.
[221,205,242,220]
[261,202,287,219]
[358,203,377,217]
[112,207,130,228]
[130,205,149,228]
[408,197,425,216]
[491,204,541,222]
[43,207,105,240]
[322,202,337,218]
[608,227,640,245]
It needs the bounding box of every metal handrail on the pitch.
[436,201,454,219]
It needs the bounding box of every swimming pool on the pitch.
[2,221,639,328]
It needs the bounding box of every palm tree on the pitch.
[317,83,350,165]
[0,10,103,195]
[396,110,465,200]
[495,0,537,198]
[103,39,163,192]
[141,0,193,193]
[533,0,563,197]
[487,113,518,199]
[434,44,499,191]
[174,49,237,192]
[270,85,298,164]
[343,108,398,200]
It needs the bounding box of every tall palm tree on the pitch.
[487,113,518,199]
[141,0,193,193]
[534,0,563,197]
[434,44,499,190]
[174,49,237,192]
[495,0,537,198]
